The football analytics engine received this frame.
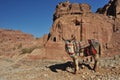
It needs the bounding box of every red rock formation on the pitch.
[96,0,120,18]
[0,29,34,42]
[0,29,37,57]
[45,0,120,60]
[96,0,120,51]
[53,1,91,21]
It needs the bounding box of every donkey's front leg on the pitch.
[73,56,79,74]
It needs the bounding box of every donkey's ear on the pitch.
[62,37,68,43]
[62,37,66,41]
[72,37,75,40]
[70,37,75,42]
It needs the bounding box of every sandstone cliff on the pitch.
[45,0,120,59]
[96,0,120,18]
[96,0,120,52]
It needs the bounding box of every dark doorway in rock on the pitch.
[53,37,56,42]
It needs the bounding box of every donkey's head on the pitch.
[62,37,76,55]
[65,40,75,55]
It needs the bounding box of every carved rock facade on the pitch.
[45,0,120,59]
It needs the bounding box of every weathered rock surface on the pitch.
[45,0,120,59]
[0,29,39,57]
[53,1,91,21]
[96,0,120,18]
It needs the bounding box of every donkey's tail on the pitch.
[99,44,101,57]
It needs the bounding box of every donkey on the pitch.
[64,39,101,74]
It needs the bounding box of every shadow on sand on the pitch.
[48,61,93,73]
[48,61,73,73]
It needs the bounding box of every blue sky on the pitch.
[0,0,109,37]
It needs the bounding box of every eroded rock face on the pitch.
[0,29,35,42]
[96,0,120,18]
[45,0,120,59]
[95,0,120,51]
[108,18,120,50]
[48,11,115,51]
[49,14,114,48]
[53,1,91,21]
[0,29,37,57]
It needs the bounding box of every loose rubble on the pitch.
[0,54,119,80]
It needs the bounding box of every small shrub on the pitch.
[21,46,43,54]
[21,48,33,54]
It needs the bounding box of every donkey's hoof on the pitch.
[73,70,80,74]
[93,68,99,72]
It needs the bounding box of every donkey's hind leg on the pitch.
[93,54,100,72]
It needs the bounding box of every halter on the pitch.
[65,40,81,55]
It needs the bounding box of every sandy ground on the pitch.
[0,55,120,80]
